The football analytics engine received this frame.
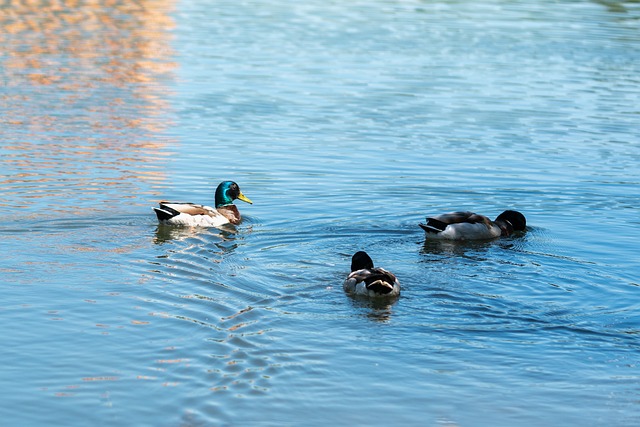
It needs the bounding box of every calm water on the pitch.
[1,0,640,425]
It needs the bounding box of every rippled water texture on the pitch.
[1,0,640,425]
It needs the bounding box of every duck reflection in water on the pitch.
[153,224,239,248]
[421,238,498,257]
[420,229,530,272]
[346,296,397,323]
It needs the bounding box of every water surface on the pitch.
[1,0,640,425]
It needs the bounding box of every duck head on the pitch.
[351,251,375,272]
[215,181,253,208]
[495,210,527,233]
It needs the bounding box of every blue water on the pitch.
[1,0,640,425]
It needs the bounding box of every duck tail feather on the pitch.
[426,217,449,231]
[366,280,394,294]
[153,207,178,222]
[419,222,443,234]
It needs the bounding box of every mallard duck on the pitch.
[343,251,400,297]
[153,181,252,227]
[419,210,526,240]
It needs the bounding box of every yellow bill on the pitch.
[237,192,253,204]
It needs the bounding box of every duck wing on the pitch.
[421,211,491,232]
[349,268,398,294]
[153,202,217,222]
[158,202,215,215]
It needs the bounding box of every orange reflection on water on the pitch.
[0,0,179,212]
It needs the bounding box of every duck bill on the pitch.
[237,192,253,204]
